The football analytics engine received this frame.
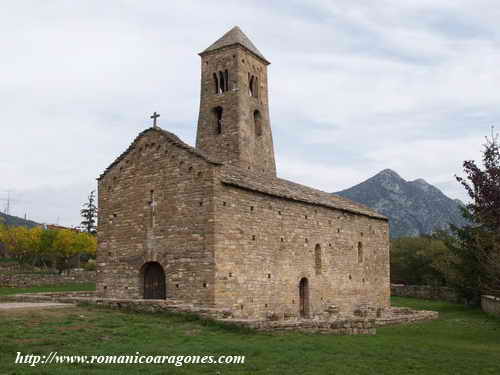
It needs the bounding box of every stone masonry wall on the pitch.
[212,176,390,320]
[481,295,500,316]
[96,29,392,320]
[97,130,216,305]
[0,270,95,288]
[391,284,461,303]
[196,45,277,176]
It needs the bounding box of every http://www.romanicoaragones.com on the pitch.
[14,352,245,368]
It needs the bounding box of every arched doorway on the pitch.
[142,262,166,299]
[299,277,310,318]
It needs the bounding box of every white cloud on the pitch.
[1,1,499,225]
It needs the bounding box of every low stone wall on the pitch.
[0,262,21,272]
[229,318,377,335]
[375,307,438,326]
[1,292,439,335]
[391,284,460,303]
[0,292,231,320]
[481,295,500,316]
[0,270,96,288]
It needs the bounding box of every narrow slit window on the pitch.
[254,110,262,137]
[315,244,322,275]
[213,73,219,94]
[212,106,223,134]
[249,75,254,96]
[219,71,225,93]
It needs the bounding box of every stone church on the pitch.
[96,26,390,320]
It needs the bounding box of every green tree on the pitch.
[80,190,97,235]
[390,235,450,286]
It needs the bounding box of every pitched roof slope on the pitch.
[219,166,387,220]
[201,26,269,64]
[98,127,221,180]
[99,127,386,220]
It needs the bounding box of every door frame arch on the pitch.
[140,261,166,299]
[299,277,310,318]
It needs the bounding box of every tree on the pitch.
[456,129,500,230]
[453,129,500,299]
[50,229,96,274]
[0,225,40,266]
[390,235,450,286]
[0,225,96,273]
[80,190,97,235]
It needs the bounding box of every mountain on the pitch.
[335,169,468,238]
[0,212,39,228]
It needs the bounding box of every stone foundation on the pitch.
[225,318,377,335]
[391,284,460,303]
[1,291,438,335]
[375,307,438,326]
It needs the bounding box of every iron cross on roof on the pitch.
[150,112,160,127]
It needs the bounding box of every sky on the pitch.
[1,0,499,227]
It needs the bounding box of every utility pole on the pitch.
[0,190,13,215]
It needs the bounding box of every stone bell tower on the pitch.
[196,26,276,176]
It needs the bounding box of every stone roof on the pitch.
[99,127,386,220]
[98,127,221,180]
[219,166,387,220]
[200,26,269,64]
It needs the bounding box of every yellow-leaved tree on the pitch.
[51,229,96,274]
[0,225,42,266]
[0,225,96,272]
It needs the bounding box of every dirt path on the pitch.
[0,302,74,311]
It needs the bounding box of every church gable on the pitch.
[99,127,221,182]
[98,127,220,238]
[97,127,218,303]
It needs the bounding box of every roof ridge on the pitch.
[219,166,387,220]
[200,26,269,64]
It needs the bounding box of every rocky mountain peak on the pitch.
[334,169,468,238]
[375,169,404,180]
[412,178,429,185]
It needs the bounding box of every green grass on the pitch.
[0,282,96,296]
[0,257,17,263]
[0,297,499,374]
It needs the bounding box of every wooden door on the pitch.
[299,277,309,318]
[143,262,166,299]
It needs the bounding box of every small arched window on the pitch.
[249,75,254,96]
[218,71,225,94]
[212,106,223,134]
[357,242,363,263]
[315,244,322,275]
[254,110,262,137]
[213,73,219,94]
[254,76,259,98]
[224,70,229,91]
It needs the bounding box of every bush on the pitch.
[82,259,96,271]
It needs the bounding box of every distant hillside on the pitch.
[0,212,39,228]
[335,169,468,238]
